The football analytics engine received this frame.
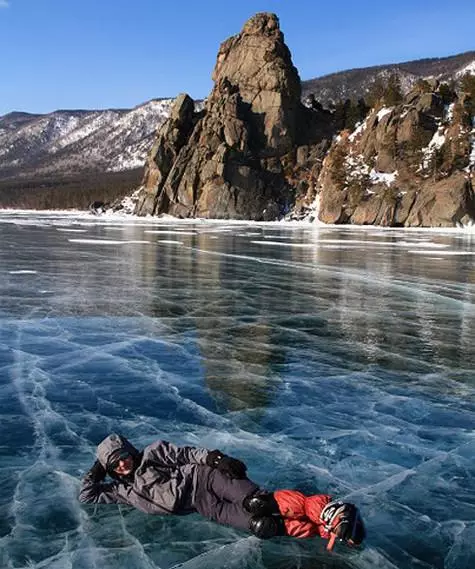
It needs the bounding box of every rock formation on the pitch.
[135,13,333,220]
[317,86,475,226]
[134,12,475,227]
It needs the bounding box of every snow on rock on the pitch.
[106,187,143,215]
[345,153,370,180]
[444,103,455,123]
[456,60,475,77]
[344,150,398,188]
[285,192,324,224]
[349,119,368,142]
[465,118,475,172]
[376,107,393,122]
[369,169,398,186]
[421,127,446,170]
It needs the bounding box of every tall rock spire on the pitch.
[134,12,329,220]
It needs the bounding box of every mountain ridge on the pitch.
[301,50,475,105]
[0,48,474,214]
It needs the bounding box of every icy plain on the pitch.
[0,211,474,569]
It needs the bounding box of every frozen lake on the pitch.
[0,211,474,569]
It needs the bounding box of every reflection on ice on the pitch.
[0,213,474,568]
[68,239,153,245]
[8,270,38,275]
[409,249,475,255]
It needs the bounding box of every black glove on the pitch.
[206,449,247,479]
[85,459,106,483]
[320,500,366,550]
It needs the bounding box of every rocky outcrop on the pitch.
[317,86,475,226]
[135,13,333,220]
[134,12,474,227]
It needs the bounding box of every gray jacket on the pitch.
[78,434,210,515]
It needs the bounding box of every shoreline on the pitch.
[0,208,475,234]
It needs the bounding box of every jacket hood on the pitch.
[96,433,140,470]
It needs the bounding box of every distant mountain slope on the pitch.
[0,99,174,179]
[301,50,475,106]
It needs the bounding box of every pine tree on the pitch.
[438,82,456,105]
[329,140,348,188]
[384,74,403,106]
[367,78,386,108]
[460,73,475,115]
[357,98,370,121]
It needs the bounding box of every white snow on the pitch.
[421,127,446,170]
[107,187,143,215]
[349,119,367,142]
[455,60,475,77]
[377,107,392,121]
[345,153,370,181]
[0,99,174,176]
[48,111,120,153]
[445,103,455,123]
[469,143,475,170]
[342,152,398,189]
[369,169,398,186]
[466,118,475,172]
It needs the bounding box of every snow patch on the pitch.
[349,119,368,142]
[345,153,370,181]
[465,122,475,172]
[456,60,475,77]
[445,103,455,123]
[106,187,143,215]
[369,169,398,186]
[421,127,446,170]
[377,107,392,121]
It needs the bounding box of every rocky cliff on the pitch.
[317,87,475,226]
[134,13,333,220]
[133,12,475,226]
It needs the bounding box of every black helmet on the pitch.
[320,500,366,550]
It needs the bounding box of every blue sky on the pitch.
[1,0,474,116]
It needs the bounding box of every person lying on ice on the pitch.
[79,434,365,551]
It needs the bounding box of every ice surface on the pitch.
[0,213,474,568]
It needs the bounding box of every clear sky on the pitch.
[1,0,474,116]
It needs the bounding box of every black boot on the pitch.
[249,515,286,539]
[243,491,281,517]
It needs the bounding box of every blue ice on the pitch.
[0,211,474,568]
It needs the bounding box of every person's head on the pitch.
[321,501,366,551]
[96,433,140,480]
[108,449,135,476]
